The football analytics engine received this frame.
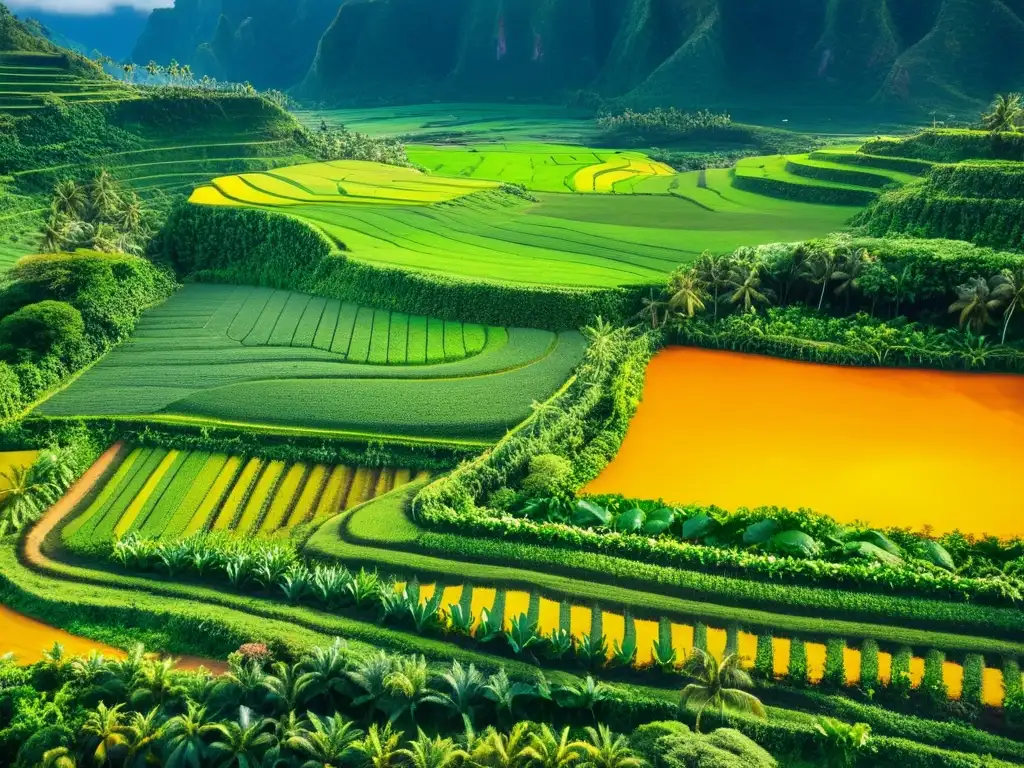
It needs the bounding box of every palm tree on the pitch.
[522,725,585,768]
[123,707,165,768]
[692,251,732,320]
[578,725,641,768]
[356,723,406,768]
[636,290,668,329]
[771,244,809,305]
[665,270,706,319]
[529,399,560,436]
[145,61,160,79]
[993,268,1024,343]
[291,712,363,767]
[383,654,435,726]
[679,648,766,732]
[260,661,313,715]
[117,191,145,236]
[803,249,840,311]
[31,445,79,491]
[0,465,55,536]
[424,660,486,729]
[553,677,610,724]
[482,669,535,727]
[180,64,194,84]
[982,93,1024,133]
[725,262,773,313]
[402,729,468,768]
[81,702,130,767]
[348,651,395,718]
[474,723,534,768]
[832,249,872,312]
[40,209,70,253]
[121,63,137,83]
[89,170,122,222]
[949,276,1008,333]
[581,317,620,375]
[162,702,215,768]
[131,657,186,710]
[301,637,350,710]
[53,179,86,218]
[40,641,70,682]
[207,706,276,767]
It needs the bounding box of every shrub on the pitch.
[922,650,949,709]
[705,728,778,767]
[521,454,573,498]
[961,654,984,713]
[787,638,808,686]
[890,647,914,700]
[0,300,86,362]
[754,633,774,681]
[823,639,847,690]
[859,639,880,693]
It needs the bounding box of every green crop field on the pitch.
[0,52,133,113]
[35,283,585,441]
[63,446,427,551]
[294,104,600,144]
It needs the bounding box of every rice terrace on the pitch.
[3,2,1024,767]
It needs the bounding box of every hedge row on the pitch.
[158,204,636,330]
[785,159,894,189]
[861,129,1024,162]
[808,150,934,175]
[731,172,877,206]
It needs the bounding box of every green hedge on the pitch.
[861,129,1024,162]
[159,204,636,331]
[785,159,894,189]
[731,173,877,206]
[809,151,934,175]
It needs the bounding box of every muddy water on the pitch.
[409,583,1014,706]
[0,604,226,673]
[585,348,1024,538]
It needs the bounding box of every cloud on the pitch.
[6,0,172,14]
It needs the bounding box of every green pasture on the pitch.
[36,284,585,441]
[294,104,598,144]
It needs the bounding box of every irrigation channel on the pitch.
[585,347,1024,538]
[397,582,1012,707]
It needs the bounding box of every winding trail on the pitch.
[12,442,227,673]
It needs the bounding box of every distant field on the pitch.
[37,284,585,442]
[63,446,428,550]
[294,104,599,144]
[189,158,862,288]
[0,52,133,113]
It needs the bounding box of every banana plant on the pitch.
[474,608,503,644]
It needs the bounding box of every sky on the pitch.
[7,0,171,13]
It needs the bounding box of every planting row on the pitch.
[106,533,1020,711]
[63,446,426,554]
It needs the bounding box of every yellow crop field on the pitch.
[284,464,328,528]
[63,448,141,539]
[113,451,179,536]
[314,466,350,522]
[211,176,298,206]
[259,464,307,534]
[185,456,241,534]
[212,458,263,531]
[235,460,286,535]
[343,466,374,510]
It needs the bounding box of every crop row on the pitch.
[63,446,426,555]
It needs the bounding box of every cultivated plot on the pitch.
[37,284,586,442]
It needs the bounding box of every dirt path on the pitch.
[14,441,228,673]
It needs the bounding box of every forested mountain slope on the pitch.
[131,0,1024,112]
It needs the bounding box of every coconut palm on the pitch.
[581,316,620,375]
[356,723,406,768]
[522,725,585,768]
[207,706,276,767]
[162,702,215,768]
[529,399,561,436]
[949,276,1008,333]
[91,222,121,253]
[123,707,165,768]
[692,251,732,320]
[578,725,641,768]
[553,677,610,724]
[771,244,809,305]
[383,654,435,726]
[402,729,468,768]
[145,61,160,79]
[665,269,706,319]
[213,660,266,711]
[89,170,122,222]
[131,657,187,710]
[117,191,145,236]
[803,249,840,311]
[349,651,395,717]
[725,262,773,313]
[80,702,130,767]
[291,713,363,767]
[0,465,56,536]
[993,268,1024,343]
[40,641,70,681]
[832,248,872,312]
[39,209,70,253]
[53,179,87,218]
[482,669,536,727]
[41,747,76,768]
[637,290,668,329]
[31,445,79,492]
[424,660,486,729]
[679,648,766,732]
[982,93,1024,133]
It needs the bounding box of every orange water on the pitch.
[585,348,1024,538]
[0,603,124,663]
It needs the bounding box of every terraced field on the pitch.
[0,51,132,113]
[36,284,585,442]
[407,144,675,194]
[63,446,426,548]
